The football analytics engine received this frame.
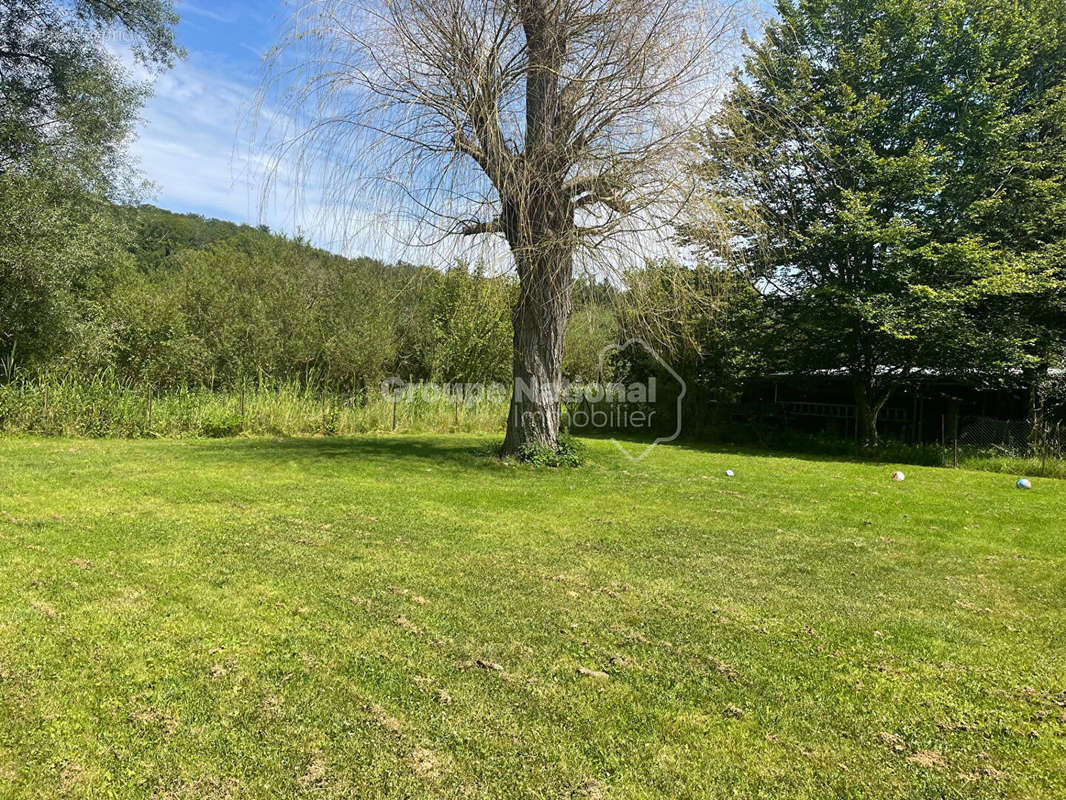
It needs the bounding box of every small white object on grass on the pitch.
[1017,478,1032,490]
[891,471,905,482]
[725,469,735,477]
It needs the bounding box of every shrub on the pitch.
[513,433,585,468]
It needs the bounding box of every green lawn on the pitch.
[0,435,1063,799]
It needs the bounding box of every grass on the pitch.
[0,434,1063,799]
[0,376,508,438]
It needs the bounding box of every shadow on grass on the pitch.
[177,429,880,474]
[179,433,505,471]
[169,428,1008,477]
[571,426,949,470]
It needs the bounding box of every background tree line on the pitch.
[1,200,637,393]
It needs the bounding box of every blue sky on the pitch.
[129,1,286,230]
[129,0,490,261]
[128,0,763,262]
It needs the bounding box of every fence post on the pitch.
[1041,416,1049,476]
[953,400,964,468]
[239,381,245,420]
[392,393,398,431]
[321,388,327,435]
[43,383,49,427]
[951,405,959,468]
[147,385,153,430]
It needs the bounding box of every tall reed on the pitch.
[0,372,508,439]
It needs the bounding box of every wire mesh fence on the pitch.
[679,398,1066,475]
[958,415,1063,459]
[958,417,1030,455]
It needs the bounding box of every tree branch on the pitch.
[567,174,631,213]
[458,217,503,235]
[453,133,491,173]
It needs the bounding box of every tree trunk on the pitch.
[1024,356,1052,448]
[502,249,573,454]
[854,379,890,447]
[498,0,573,455]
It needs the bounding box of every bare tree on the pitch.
[254,0,739,453]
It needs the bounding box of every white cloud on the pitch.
[176,2,233,24]
[120,0,760,270]
[128,49,501,267]
[131,53,258,219]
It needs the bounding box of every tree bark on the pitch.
[496,0,576,455]
[1026,360,1049,451]
[854,379,890,446]
[502,249,573,454]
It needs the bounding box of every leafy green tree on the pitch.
[103,269,206,387]
[688,0,1066,443]
[0,173,132,372]
[168,235,397,391]
[114,204,255,271]
[384,266,444,383]
[563,305,619,382]
[427,264,514,387]
[0,0,181,193]
[619,260,769,428]
[315,257,399,393]
[64,205,434,393]
[915,0,1066,431]
[562,276,621,381]
[0,1,180,377]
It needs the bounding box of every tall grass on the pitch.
[951,452,1066,480]
[0,373,508,439]
[3,373,1064,479]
